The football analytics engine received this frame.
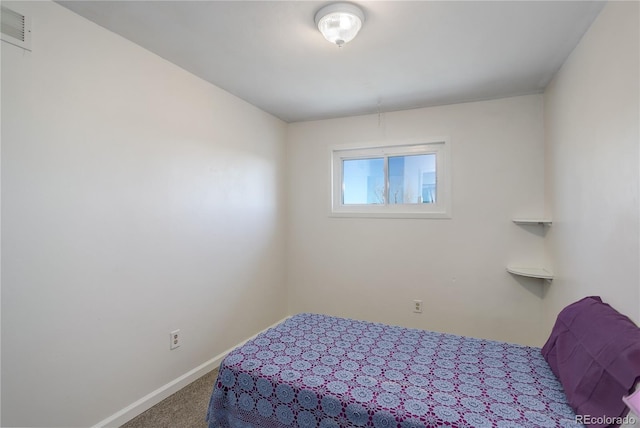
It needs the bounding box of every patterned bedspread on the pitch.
[207,314,582,428]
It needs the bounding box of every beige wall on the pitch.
[543,0,640,329]
[1,2,287,426]
[286,95,548,347]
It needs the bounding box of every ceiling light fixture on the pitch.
[315,3,365,47]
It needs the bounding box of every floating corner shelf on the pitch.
[506,266,553,281]
[509,216,553,281]
[512,218,552,226]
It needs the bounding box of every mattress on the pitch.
[207,313,583,427]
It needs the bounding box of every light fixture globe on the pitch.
[315,3,365,47]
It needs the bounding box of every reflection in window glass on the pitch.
[388,154,436,204]
[342,158,384,204]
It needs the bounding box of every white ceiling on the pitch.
[57,1,605,123]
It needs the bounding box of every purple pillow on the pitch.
[542,296,640,427]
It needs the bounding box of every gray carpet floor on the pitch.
[120,368,218,428]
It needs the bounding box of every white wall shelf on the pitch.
[512,218,552,226]
[506,266,553,280]
[508,218,553,282]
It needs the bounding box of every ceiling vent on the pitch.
[1,6,31,51]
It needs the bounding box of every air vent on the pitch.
[1,6,31,51]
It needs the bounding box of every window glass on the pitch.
[388,154,436,204]
[342,158,384,204]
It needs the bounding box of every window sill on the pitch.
[329,211,452,219]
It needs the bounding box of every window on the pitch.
[331,139,451,218]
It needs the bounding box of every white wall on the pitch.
[543,0,640,329]
[1,2,287,426]
[286,95,548,347]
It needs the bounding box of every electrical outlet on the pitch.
[170,329,181,350]
[413,300,423,313]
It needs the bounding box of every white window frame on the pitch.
[330,138,451,218]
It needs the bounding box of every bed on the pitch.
[207,297,640,428]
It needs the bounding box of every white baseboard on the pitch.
[92,316,291,428]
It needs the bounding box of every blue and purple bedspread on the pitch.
[207,313,582,428]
